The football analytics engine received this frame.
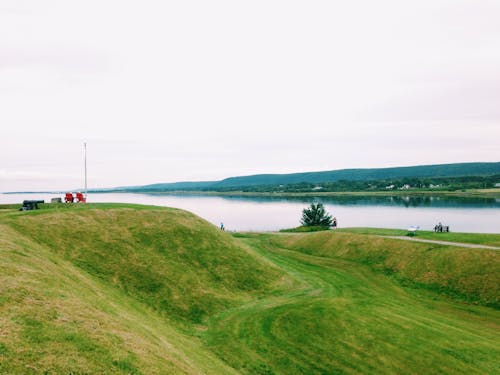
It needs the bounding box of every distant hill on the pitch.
[137,180,217,190]
[118,162,500,192]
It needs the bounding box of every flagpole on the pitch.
[84,142,88,202]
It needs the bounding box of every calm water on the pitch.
[2,192,499,233]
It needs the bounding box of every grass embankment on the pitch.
[269,231,499,307]
[0,204,283,374]
[337,227,500,247]
[206,232,500,374]
[280,225,331,233]
[0,203,499,374]
[5,204,282,325]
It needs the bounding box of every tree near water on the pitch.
[300,202,333,227]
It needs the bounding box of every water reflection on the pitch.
[158,193,500,209]
[2,192,499,233]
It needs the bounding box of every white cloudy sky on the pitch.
[1,0,499,192]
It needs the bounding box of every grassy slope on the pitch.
[270,231,500,307]
[0,224,240,374]
[5,204,284,325]
[337,227,500,247]
[0,204,283,374]
[1,204,499,374]
[206,232,500,374]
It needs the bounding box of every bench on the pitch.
[434,224,450,233]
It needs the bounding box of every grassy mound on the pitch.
[0,204,283,373]
[205,232,499,374]
[6,204,283,325]
[338,227,500,247]
[268,231,500,307]
[279,225,331,233]
[1,203,498,374]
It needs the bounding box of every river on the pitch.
[2,192,499,233]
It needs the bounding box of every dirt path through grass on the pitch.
[381,235,500,250]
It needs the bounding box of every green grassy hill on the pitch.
[267,231,500,307]
[0,203,499,374]
[207,232,499,374]
[6,205,283,326]
[0,204,284,374]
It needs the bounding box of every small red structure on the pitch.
[76,192,86,203]
[65,192,74,203]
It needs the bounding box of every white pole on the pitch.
[84,142,88,202]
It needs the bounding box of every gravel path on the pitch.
[381,236,500,250]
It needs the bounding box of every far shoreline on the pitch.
[91,188,500,199]
[3,188,500,199]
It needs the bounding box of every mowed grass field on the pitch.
[0,203,499,374]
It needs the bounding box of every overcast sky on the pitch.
[1,0,499,192]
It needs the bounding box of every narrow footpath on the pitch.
[381,236,500,250]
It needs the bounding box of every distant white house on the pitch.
[429,184,441,188]
[312,186,324,191]
[385,184,395,190]
[495,183,500,188]
[400,184,411,190]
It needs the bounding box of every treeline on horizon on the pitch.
[206,174,500,193]
[118,174,500,194]
[91,162,500,194]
